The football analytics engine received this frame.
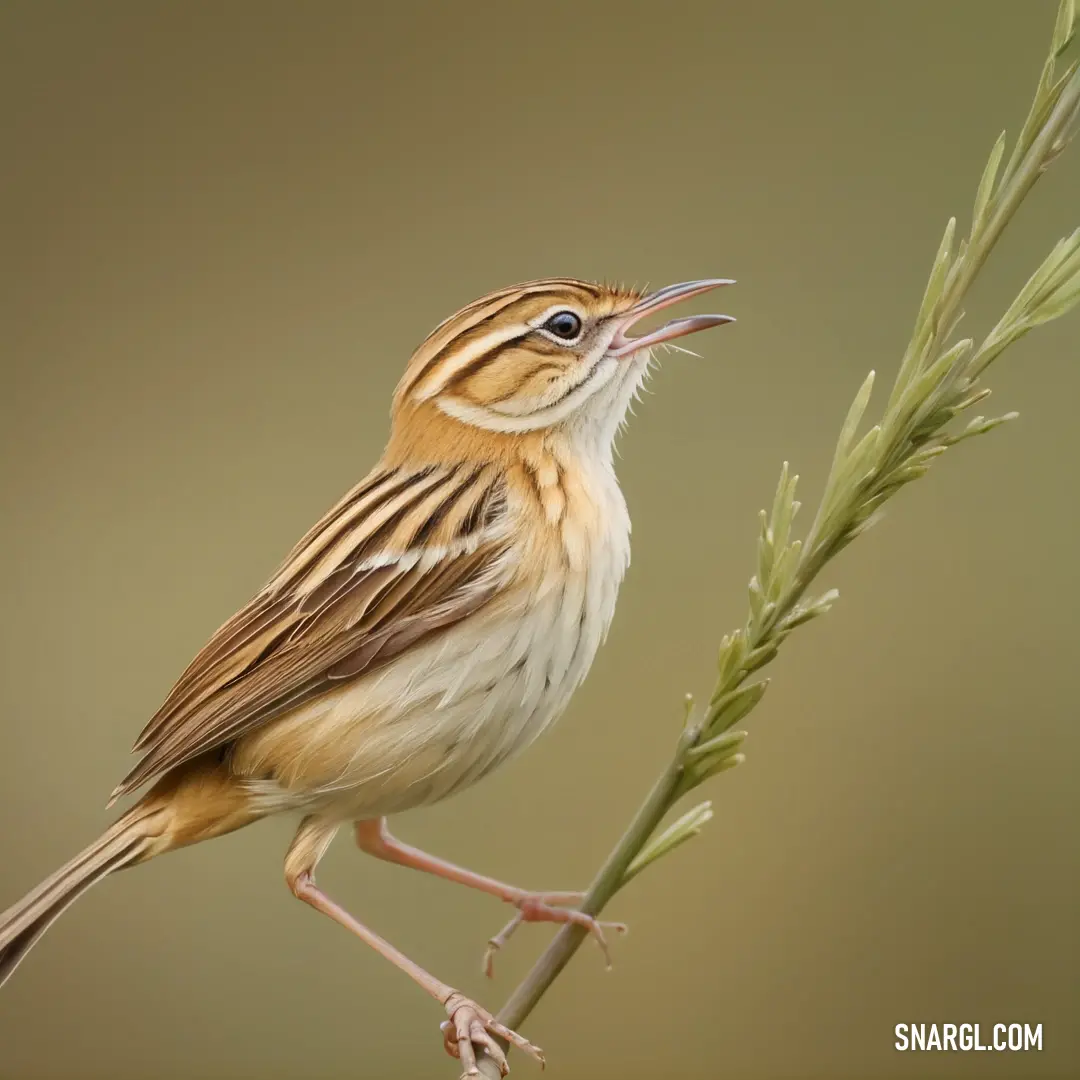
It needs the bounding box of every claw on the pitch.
[483,911,525,978]
[481,891,628,978]
[442,992,544,1077]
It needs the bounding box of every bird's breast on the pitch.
[233,456,631,820]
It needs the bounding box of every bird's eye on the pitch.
[541,311,583,341]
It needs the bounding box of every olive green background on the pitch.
[1,2,1077,1078]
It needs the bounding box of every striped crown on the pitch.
[393,278,645,436]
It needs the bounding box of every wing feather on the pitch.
[111,464,512,801]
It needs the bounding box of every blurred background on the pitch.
[1,2,1077,1078]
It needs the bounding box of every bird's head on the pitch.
[392,277,733,448]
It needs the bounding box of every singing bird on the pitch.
[0,276,733,1075]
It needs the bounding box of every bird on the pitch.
[0,275,733,1076]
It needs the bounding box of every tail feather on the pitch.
[0,807,167,987]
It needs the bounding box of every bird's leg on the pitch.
[354,817,626,978]
[286,817,543,1077]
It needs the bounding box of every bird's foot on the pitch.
[482,890,627,978]
[441,991,544,1077]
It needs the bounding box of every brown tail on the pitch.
[0,803,170,988]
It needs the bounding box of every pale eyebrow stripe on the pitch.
[411,281,597,388]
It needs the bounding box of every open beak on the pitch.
[607,278,735,357]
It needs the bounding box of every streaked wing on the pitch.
[111,463,512,801]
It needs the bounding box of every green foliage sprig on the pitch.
[470,4,1080,1074]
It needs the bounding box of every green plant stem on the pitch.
[471,766,683,1079]
[499,761,683,1026]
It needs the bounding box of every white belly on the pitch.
[234,469,630,821]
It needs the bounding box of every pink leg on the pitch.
[354,818,626,977]
[286,816,543,1077]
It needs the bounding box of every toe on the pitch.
[455,1023,478,1075]
[443,994,541,1075]
[471,1023,509,1076]
[483,911,525,978]
[488,1018,545,1066]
